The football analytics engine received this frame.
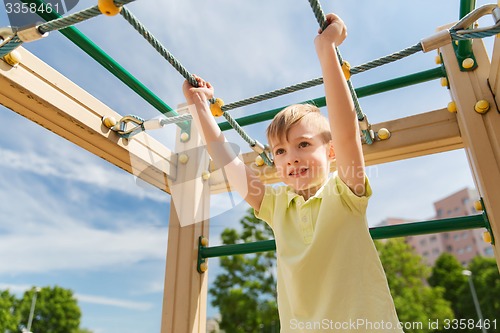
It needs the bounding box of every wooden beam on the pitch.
[161,115,209,333]
[209,108,463,193]
[441,38,500,270]
[0,47,175,193]
[488,33,500,109]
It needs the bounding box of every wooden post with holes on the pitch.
[160,106,210,333]
[440,38,500,271]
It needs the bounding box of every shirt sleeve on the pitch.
[254,185,276,227]
[333,172,372,216]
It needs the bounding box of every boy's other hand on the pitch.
[314,13,347,51]
[182,74,214,104]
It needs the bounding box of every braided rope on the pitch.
[0,0,135,57]
[451,27,500,40]
[119,7,197,87]
[116,5,273,162]
[160,113,193,126]
[306,0,372,144]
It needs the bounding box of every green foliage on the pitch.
[429,252,469,329]
[17,286,81,333]
[376,238,454,333]
[209,208,279,333]
[0,285,85,333]
[0,289,19,333]
[430,254,500,333]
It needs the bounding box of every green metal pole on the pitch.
[199,213,487,259]
[458,0,476,58]
[22,0,189,131]
[219,66,446,131]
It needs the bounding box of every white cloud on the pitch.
[0,283,153,311]
[75,294,153,311]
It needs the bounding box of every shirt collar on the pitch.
[286,177,332,207]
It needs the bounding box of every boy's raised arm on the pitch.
[182,75,265,211]
[314,14,366,196]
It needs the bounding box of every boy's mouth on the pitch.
[289,167,308,177]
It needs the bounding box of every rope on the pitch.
[451,27,500,40]
[0,0,136,57]
[306,0,373,144]
[116,5,273,164]
[119,7,197,87]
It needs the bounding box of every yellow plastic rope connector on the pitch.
[255,155,265,167]
[483,231,492,243]
[342,61,351,80]
[474,200,484,211]
[474,100,490,114]
[462,58,475,69]
[447,101,457,113]
[98,0,122,16]
[377,128,391,140]
[210,98,224,117]
[3,50,21,66]
[102,116,117,128]
[201,170,211,181]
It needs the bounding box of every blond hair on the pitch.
[266,104,331,146]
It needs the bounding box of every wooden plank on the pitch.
[441,38,500,270]
[488,30,500,111]
[209,108,463,193]
[0,47,175,193]
[161,110,210,333]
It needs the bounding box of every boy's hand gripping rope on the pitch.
[307,0,374,144]
[115,6,274,165]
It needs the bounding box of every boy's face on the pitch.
[271,119,333,199]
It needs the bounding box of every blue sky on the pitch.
[0,0,495,332]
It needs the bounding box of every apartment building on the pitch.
[380,188,494,266]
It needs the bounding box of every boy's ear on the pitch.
[328,141,335,159]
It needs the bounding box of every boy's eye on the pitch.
[298,141,310,148]
[274,148,285,155]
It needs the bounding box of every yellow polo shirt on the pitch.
[255,172,403,332]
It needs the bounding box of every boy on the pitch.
[183,13,402,333]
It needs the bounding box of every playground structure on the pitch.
[0,0,499,332]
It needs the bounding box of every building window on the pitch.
[454,234,460,240]
[458,248,464,254]
[437,209,443,218]
[446,245,453,252]
[420,239,427,246]
[443,234,449,239]
[466,245,472,252]
[462,232,468,239]
[423,251,429,257]
[430,236,437,242]
[432,248,440,255]
[484,247,493,256]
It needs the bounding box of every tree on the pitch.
[0,289,19,333]
[429,254,500,333]
[209,208,279,333]
[16,286,81,333]
[457,257,500,333]
[376,238,454,333]
[429,252,471,329]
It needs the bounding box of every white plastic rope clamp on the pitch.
[251,140,266,154]
[0,27,15,46]
[358,115,370,131]
[16,24,49,43]
[452,4,500,35]
[421,4,500,52]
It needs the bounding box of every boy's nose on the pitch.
[287,158,299,165]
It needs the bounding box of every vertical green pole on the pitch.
[456,0,477,70]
